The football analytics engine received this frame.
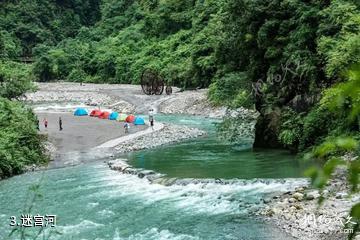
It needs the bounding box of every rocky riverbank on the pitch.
[25,82,136,112]
[114,123,206,153]
[25,82,233,117]
[158,89,227,118]
[24,82,216,170]
[257,157,360,240]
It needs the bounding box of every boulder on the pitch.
[305,190,320,200]
[289,206,297,212]
[295,187,305,192]
[294,204,302,210]
[288,198,296,203]
[263,198,272,204]
[293,192,304,201]
[336,192,349,199]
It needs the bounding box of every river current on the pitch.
[0,110,308,239]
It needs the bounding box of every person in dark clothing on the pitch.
[149,115,154,129]
[43,118,48,128]
[59,117,63,131]
[124,122,130,134]
[149,108,154,130]
[36,119,40,130]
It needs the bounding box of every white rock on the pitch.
[293,192,304,201]
[305,190,320,200]
[336,192,349,199]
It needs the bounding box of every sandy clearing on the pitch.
[36,112,147,165]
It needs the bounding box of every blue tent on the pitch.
[74,108,88,116]
[134,117,145,125]
[109,112,119,120]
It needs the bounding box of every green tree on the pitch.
[0,98,47,179]
[0,61,35,99]
[305,64,360,238]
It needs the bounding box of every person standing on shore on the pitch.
[36,118,40,130]
[124,122,130,134]
[43,118,48,129]
[149,108,154,130]
[59,117,63,131]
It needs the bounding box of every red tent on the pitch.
[90,109,102,117]
[125,115,136,123]
[99,111,111,119]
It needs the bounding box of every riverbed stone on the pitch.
[263,198,272,204]
[114,123,206,154]
[289,206,297,212]
[294,204,302,210]
[305,190,320,200]
[336,192,349,199]
[293,192,304,201]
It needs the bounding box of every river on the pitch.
[0,113,308,239]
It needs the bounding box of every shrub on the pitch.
[278,108,303,149]
[208,72,253,108]
[0,98,47,178]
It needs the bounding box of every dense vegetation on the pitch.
[0,61,47,179]
[0,0,102,178]
[0,0,100,57]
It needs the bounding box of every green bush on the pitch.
[68,68,87,82]
[208,72,253,108]
[299,106,338,150]
[305,65,360,237]
[0,98,47,178]
[278,108,303,149]
[0,61,35,99]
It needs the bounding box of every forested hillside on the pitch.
[0,0,100,57]
[0,0,359,153]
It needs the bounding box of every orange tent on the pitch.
[90,109,102,117]
[125,115,136,123]
[99,111,111,119]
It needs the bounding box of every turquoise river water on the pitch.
[0,113,309,239]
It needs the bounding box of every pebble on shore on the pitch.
[258,164,360,240]
[114,123,206,153]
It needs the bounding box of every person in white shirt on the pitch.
[149,108,154,130]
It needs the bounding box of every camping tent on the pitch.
[116,114,128,122]
[125,115,136,123]
[74,108,88,116]
[109,112,119,120]
[99,111,111,119]
[90,109,102,117]
[134,117,145,125]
